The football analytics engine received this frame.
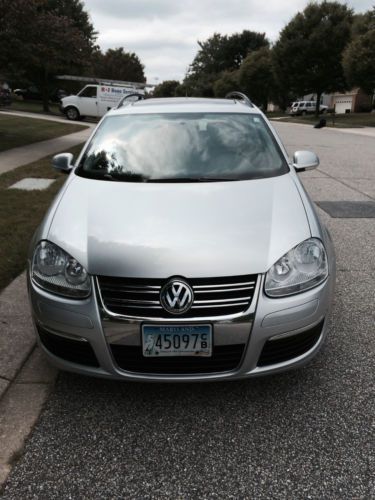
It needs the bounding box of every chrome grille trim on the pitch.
[194,297,250,304]
[194,286,254,293]
[193,282,255,289]
[97,275,258,319]
[108,298,161,305]
[191,302,249,309]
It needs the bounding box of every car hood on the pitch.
[47,173,310,278]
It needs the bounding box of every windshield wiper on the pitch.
[103,173,120,181]
[147,177,236,183]
[102,173,148,182]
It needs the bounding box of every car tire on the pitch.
[65,106,80,121]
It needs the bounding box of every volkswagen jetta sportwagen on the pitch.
[28,93,335,381]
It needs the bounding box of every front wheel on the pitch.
[65,106,80,121]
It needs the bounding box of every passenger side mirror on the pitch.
[293,150,319,172]
[52,153,74,174]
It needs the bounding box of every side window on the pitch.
[79,86,97,98]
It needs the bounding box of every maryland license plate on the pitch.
[142,325,212,357]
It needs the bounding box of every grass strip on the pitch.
[0,115,86,152]
[271,112,375,128]
[0,144,83,291]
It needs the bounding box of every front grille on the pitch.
[257,320,324,367]
[37,325,99,367]
[97,274,257,318]
[110,344,245,374]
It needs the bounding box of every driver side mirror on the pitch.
[293,150,319,172]
[52,153,74,174]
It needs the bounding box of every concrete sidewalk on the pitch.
[0,274,57,485]
[0,126,93,175]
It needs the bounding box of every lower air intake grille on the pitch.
[110,344,245,374]
[257,321,324,367]
[37,325,99,367]
[97,275,257,318]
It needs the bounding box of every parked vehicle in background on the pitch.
[290,101,328,115]
[0,88,12,106]
[13,86,67,102]
[60,84,145,120]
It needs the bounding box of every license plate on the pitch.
[142,325,212,357]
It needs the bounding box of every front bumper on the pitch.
[28,271,335,382]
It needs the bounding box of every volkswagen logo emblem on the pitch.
[160,280,194,314]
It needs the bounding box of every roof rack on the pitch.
[225,91,253,107]
[56,75,153,89]
[116,93,146,109]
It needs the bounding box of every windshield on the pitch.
[76,113,288,182]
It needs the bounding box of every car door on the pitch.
[77,86,99,117]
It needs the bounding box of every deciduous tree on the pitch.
[0,0,96,111]
[152,80,180,98]
[273,1,353,115]
[343,8,375,96]
[90,48,145,83]
[213,71,239,98]
[238,47,274,109]
[185,30,269,96]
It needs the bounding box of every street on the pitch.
[2,122,374,499]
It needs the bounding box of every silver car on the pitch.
[28,94,335,382]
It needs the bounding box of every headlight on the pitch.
[31,241,91,298]
[265,238,328,297]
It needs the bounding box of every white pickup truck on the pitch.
[60,84,144,120]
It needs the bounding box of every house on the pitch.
[331,88,373,114]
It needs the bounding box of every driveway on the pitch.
[2,123,374,499]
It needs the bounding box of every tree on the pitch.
[90,48,145,83]
[0,0,96,111]
[351,7,375,37]
[273,1,353,115]
[213,71,239,97]
[343,8,375,96]
[190,31,269,76]
[47,0,97,44]
[238,47,274,109]
[152,80,180,97]
[185,30,269,96]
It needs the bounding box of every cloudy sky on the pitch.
[84,0,374,84]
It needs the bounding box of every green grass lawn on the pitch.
[0,114,87,152]
[271,112,375,128]
[3,99,61,116]
[0,144,83,292]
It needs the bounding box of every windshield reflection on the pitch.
[78,113,288,182]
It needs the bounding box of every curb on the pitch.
[0,273,57,489]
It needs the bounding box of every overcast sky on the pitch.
[84,0,374,84]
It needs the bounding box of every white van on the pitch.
[60,84,144,120]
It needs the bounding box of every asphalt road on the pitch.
[2,122,375,499]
